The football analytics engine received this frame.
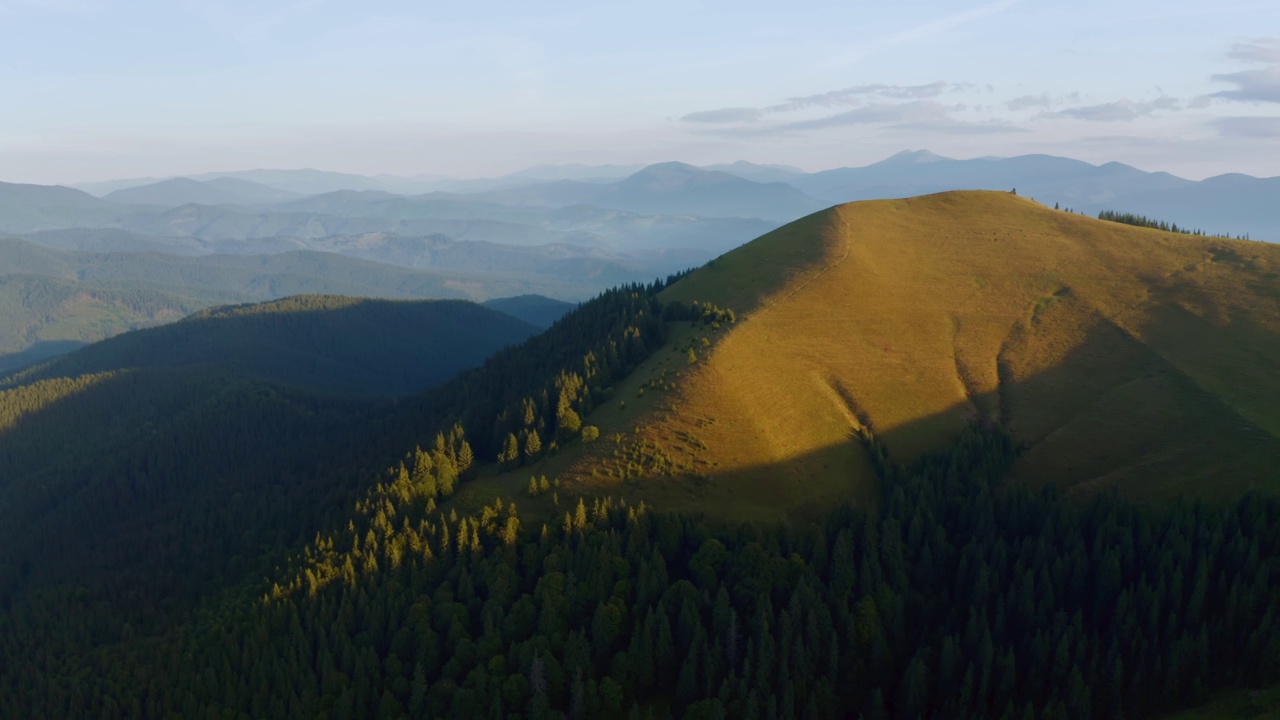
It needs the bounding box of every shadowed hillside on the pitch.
[482,294,576,328]
[7,295,538,397]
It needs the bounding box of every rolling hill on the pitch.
[0,273,224,368]
[0,293,546,646]
[0,181,124,233]
[482,293,576,328]
[0,235,603,363]
[103,177,303,206]
[494,190,1280,519]
[57,154,1280,244]
[6,295,537,396]
[469,162,827,220]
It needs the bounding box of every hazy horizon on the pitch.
[2,1,1279,185]
[27,148,1280,192]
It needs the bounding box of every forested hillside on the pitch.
[0,273,223,364]
[1,194,1277,719]
[7,295,539,396]
[0,278,694,717]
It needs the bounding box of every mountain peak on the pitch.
[877,149,950,165]
[632,161,703,176]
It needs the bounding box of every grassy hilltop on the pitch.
[491,190,1280,520]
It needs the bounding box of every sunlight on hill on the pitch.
[507,191,1280,519]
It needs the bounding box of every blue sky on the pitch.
[1,0,1277,183]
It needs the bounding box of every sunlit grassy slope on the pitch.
[501,191,1280,520]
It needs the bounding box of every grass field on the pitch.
[450,191,1280,521]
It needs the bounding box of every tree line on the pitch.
[1096,210,1250,240]
[4,425,1277,719]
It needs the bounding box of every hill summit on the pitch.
[509,190,1280,518]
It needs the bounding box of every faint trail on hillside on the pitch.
[752,211,855,317]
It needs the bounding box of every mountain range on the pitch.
[59,151,1279,241]
[3,151,1275,370]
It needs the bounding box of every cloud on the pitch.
[1007,94,1050,111]
[1006,92,1081,111]
[1211,116,1280,139]
[780,101,954,130]
[680,81,974,126]
[679,80,1031,138]
[770,81,962,112]
[1211,66,1280,103]
[680,107,765,124]
[693,101,1025,137]
[1226,38,1280,64]
[1042,95,1182,122]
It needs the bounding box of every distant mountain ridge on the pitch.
[55,153,1278,241]
[789,151,1276,240]
[0,234,600,362]
[104,177,303,206]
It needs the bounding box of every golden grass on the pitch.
[458,191,1280,520]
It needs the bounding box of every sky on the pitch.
[1,0,1278,184]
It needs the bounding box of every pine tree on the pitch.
[524,430,543,461]
[499,433,521,471]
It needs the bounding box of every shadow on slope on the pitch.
[0,366,391,610]
[534,311,1280,525]
[0,340,87,372]
[6,295,538,397]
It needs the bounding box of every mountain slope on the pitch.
[0,273,219,364]
[0,181,123,232]
[583,162,825,219]
[0,235,595,361]
[481,294,576,328]
[8,295,538,397]
[514,191,1280,517]
[104,177,303,206]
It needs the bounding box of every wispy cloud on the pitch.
[779,101,955,131]
[769,81,961,112]
[688,100,1024,137]
[1006,92,1081,111]
[1227,37,1280,64]
[1041,95,1182,122]
[1211,66,1280,103]
[679,81,971,125]
[1202,38,1280,104]
[681,107,766,124]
